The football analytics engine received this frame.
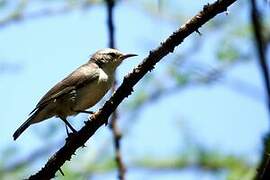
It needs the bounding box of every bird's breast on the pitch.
[73,68,114,111]
[98,67,109,82]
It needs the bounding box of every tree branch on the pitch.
[105,0,126,179]
[106,0,115,49]
[28,0,238,179]
[250,0,270,179]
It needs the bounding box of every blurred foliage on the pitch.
[0,0,104,27]
[168,65,191,86]
[136,148,254,180]
[217,43,241,63]
[0,0,6,9]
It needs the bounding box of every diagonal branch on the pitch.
[28,0,238,179]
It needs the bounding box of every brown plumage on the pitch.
[13,48,137,140]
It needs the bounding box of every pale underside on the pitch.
[30,62,114,124]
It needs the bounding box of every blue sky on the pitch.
[0,1,268,179]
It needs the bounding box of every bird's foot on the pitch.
[60,117,77,138]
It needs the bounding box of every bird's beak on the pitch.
[121,53,138,60]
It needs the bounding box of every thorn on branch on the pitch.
[125,88,133,96]
[169,47,175,53]
[203,3,210,11]
[82,144,87,148]
[148,65,155,72]
[196,29,202,35]
[59,168,65,176]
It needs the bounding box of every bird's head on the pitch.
[89,48,137,71]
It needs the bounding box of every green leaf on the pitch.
[217,43,240,63]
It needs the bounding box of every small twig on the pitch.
[59,168,65,176]
[28,0,238,179]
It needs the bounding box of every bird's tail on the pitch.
[13,111,39,140]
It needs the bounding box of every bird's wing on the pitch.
[29,63,100,114]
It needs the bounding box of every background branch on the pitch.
[105,0,126,179]
[28,0,238,179]
[0,0,94,28]
[250,0,270,179]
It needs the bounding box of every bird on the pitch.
[13,48,137,140]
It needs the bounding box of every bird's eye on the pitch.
[108,52,117,58]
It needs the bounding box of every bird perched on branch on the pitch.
[13,48,137,140]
